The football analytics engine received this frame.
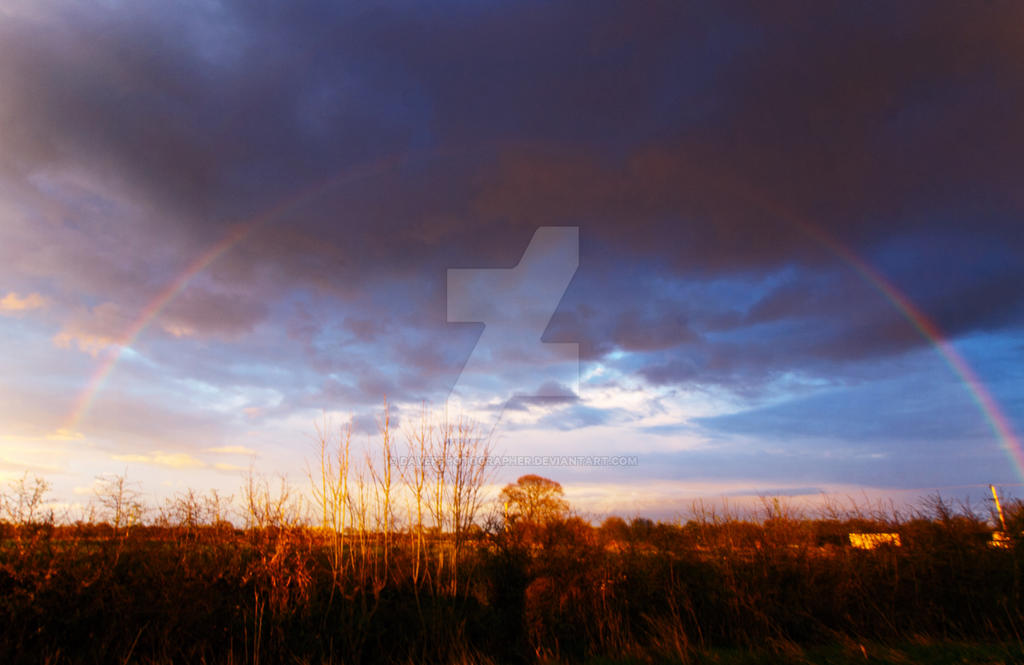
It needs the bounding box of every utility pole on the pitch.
[991,484,1007,532]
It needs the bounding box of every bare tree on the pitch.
[441,413,494,593]
[400,403,432,587]
[426,414,452,588]
[308,415,353,578]
[163,488,235,536]
[449,418,493,544]
[3,472,52,526]
[242,468,304,531]
[94,473,145,534]
[368,400,396,583]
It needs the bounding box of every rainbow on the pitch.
[802,223,1024,479]
[58,152,411,435]
[735,188,1024,481]
[58,154,1024,483]
[59,222,254,434]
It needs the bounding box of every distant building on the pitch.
[990,532,1012,549]
[849,532,901,549]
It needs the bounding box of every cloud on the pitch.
[213,462,248,472]
[112,451,206,469]
[730,487,826,498]
[52,302,128,355]
[158,286,269,340]
[1,0,1023,499]
[46,428,84,441]
[0,291,46,312]
[523,402,627,432]
[205,445,257,456]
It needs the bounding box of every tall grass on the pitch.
[2,419,1023,663]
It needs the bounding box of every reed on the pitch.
[2,415,1023,663]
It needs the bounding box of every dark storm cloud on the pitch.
[160,286,269,339]
[2,0,1022,399]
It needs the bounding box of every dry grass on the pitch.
[2,414,1024,663]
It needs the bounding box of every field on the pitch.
[3,486,1024,665]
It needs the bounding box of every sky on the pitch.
[1,0,1023,520]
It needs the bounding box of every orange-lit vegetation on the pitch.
[2,415,1024,663]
